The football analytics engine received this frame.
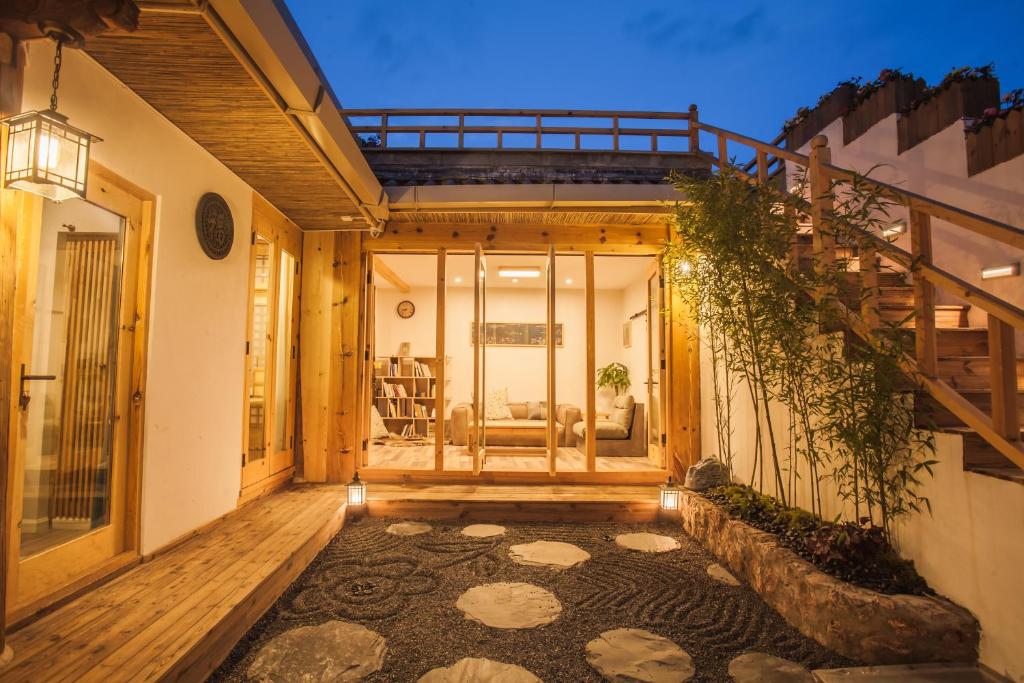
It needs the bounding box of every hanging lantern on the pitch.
[2,33,100,202]
[346,471,367,506]
[659,476,681,511]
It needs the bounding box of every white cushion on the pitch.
[485,387,514,420]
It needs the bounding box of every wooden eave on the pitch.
[84,0,386,232]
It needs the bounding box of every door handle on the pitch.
[19,364,57,410]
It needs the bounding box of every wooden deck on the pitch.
[0,486,346,683]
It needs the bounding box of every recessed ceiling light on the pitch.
[453,276,463,284]
[512,278,519,284]
[340,215,354,222]
[498,266,541,278]
[564,278,573,285]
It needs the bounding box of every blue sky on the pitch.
[285,0,1024,142]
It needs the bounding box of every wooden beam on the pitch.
[299,232,336,482]
[336,232,362,483]
[435,249,446,471]
[373,256,410,293]
[547,245,557,476]
[585,252,596,472]
[911,210,937,377]
[988,315,1020,441]
[366,223,665,254]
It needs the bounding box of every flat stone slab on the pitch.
[247,620,385,682]
[811,664,997,683]
[456,582,561,629]
[461,524,506,538]
[729,652,812,682]
[509,540,590,569]
[386,521,432,536]
[418,657,542,682]
[585,628,694,682]
[615,532,680,553]
[707,562,740,586]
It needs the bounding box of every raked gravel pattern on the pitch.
[209,518,853,682]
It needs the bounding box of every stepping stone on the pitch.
[707,562,740,586]
[462,524,506,538]
[386,521,432,536]
[729,652,813,682]
[456,582,561,629]
[585,628,694,682]
[615,532,680,553]
[247,620,386,682]
[418,657,542,682]
[509,540,590,569]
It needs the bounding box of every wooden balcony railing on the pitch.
[343,107,698,153]
[693,121,1024,470]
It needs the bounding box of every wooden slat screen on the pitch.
[51,236,119,523]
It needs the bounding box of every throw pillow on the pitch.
[610,394,636,432]
[370,404,390,439]
[526,401,548,420]
[485,387,514,420]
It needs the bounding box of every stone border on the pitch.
[677,491,979,665]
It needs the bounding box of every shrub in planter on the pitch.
[966,88,1024,175]
[783,80,858,150]
[898,65,1000,152]
[843,69,927,144]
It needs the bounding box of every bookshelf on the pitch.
[372,355,449,438]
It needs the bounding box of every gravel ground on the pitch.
[210,517,853,682]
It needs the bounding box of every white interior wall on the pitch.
[22,44,257,554]
[374,284,645,416]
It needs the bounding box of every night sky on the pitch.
[285,0,1024,143]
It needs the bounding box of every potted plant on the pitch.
[596,362,631,395]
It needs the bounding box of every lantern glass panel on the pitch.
[4,111,92,202]
[347,480,367,506]
[660,486,680,510]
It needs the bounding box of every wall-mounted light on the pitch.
[498,266,541,278]
[2,33,101,202]
[346,470,367,506]
[676,259,692,277]
[981,262,1020,280]
[659,476,681,511]
[882,221,906,238]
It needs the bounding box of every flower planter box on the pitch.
[677,491,980,665]
[785,84,857,151]
[842,77,927,145]
[966,108,1024,176]
[897,78,1000,153]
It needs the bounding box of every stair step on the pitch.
[876,304,970,329]
[915,390,1024,428]
[938,356,1024,392]
[958,431,1024,484]
[890,328,989,356]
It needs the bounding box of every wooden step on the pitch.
[876,304,970,328]
[959,431,1024,484]
[938,356,1024,392]
[915,390,1024,428]
[889,328,989,356]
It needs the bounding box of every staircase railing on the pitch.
[693,121,1024,469]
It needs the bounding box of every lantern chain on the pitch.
[50,39,64,112]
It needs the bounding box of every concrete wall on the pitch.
[21,44,257,554]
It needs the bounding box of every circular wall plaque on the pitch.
[195,192,234,260]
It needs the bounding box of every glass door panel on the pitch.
[648,270,665,466]
[270,248,298,474]
[19,200,125,557]
[472,245,486,474]
[243,236,274,486]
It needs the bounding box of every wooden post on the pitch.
[612,115,620,151]
[910,210,937,377]
[336,232,362,482]
[547,245,557,476]
[860,241,881,329]
[988,314,1020,440]
[379,113,388,148]
[756,149,768,184]
[651,134,658,152]
[418,129,425,148]
[717,134,728,172]
[809,135,837,303]
[585,252,596,472]
[299,232,336,482]
[496,130,503,149]
[434,249,446,471]
[0,31,22,661]
[535,114,542,149]
[458,115,464,148]
[688,104,699,153]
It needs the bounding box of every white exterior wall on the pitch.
[21,43,258,554]
[701,113,1024,679]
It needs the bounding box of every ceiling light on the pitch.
[512,278,519,284]
[981,263,1020,280]
[453,276,463,284]
[564,278,573,285]
[498,266,541,278]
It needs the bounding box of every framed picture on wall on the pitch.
[623,321,631,348]
[470,322,563,346]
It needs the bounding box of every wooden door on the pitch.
[241,233,274,489]
[647,267,666,466]
[471,245,486,474]
[7,165,151,614]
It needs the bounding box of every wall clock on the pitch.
[397,300,416,319]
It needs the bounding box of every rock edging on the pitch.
[678,491,979,665]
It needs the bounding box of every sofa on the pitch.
[450,401,581,447]
[572,395,646,457]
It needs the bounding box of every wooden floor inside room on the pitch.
[367,444,664,472]
[0,486,346,683]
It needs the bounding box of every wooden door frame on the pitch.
[3,161,154,624]
[358,240,689,485]
[239,195,302,503]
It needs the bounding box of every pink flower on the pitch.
[983,107,999,118]
[879,69,893,80]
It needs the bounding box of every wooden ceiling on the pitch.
[387,210,670,226]
[85,11,366,231]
